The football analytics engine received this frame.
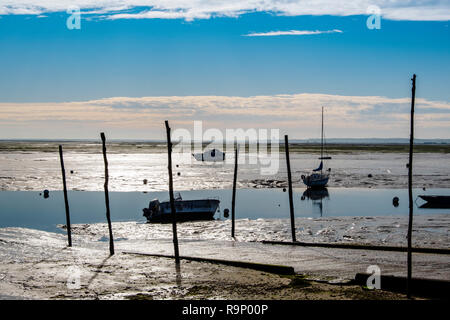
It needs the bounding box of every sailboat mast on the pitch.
[321,107,324,173]
[321,107,324,159]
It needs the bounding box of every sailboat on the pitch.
[301,107,331,188]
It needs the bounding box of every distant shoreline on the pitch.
[0,140,449,154]
[1,138,450,145]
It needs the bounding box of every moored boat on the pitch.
[192,149,225,162]
[418,195,450,209]
[302,107,331,188]
[302,171,330,188]
[143,193,220,222]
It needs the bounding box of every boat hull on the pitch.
[418,195,450,209]
[143,199,220,223]
[302,175,329,188]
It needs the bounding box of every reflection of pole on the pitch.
[407,74,416,299]
[165,121,180,265]
[285,135,296,242]
[231,145,239,238]
[59,145,72,247]
[101,132,114,256]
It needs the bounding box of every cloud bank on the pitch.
[244,29,343,37]
[0,93,449,139]
[0,1,449,21]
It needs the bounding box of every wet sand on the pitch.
[0,141,448,299]
[1,142,449,191]
[63,215,450,251]
[0,227,409,300]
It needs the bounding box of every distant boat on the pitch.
[192,148,225,162]
[301,107,331,188]
[418,195,450,209]
[143,192,220,223]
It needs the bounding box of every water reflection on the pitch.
[301,188,329,217]
[302,188,329,201]
[1,188,449,234]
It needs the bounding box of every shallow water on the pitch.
[1,188,449,234]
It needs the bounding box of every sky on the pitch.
[0,1,449,140]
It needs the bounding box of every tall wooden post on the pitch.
[231,145,239,238]
[285,135,296,242]
[407,74,416,298]
[101,132,114,256]
[165,121,180,264]
[59,145,72,247]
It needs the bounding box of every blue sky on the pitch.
[1,12,449,101]
[0,1,449,139]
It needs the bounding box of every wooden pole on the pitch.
[407,74,416,298]
[285,135,296,242]
[58,145,72,247]
[165,121,180,265]
[100,132,114,256]
[231,145,239,238]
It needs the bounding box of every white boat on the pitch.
[301,107,331,188]
[143,192,220,223]
[192,148,225,162]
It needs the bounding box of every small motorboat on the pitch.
[192,149,225,162]
[143,192,220,223]
[418,195,450,209]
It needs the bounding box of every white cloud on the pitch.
[244,29,343,36]
[0,1,449,21]
[1,93,449,139]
